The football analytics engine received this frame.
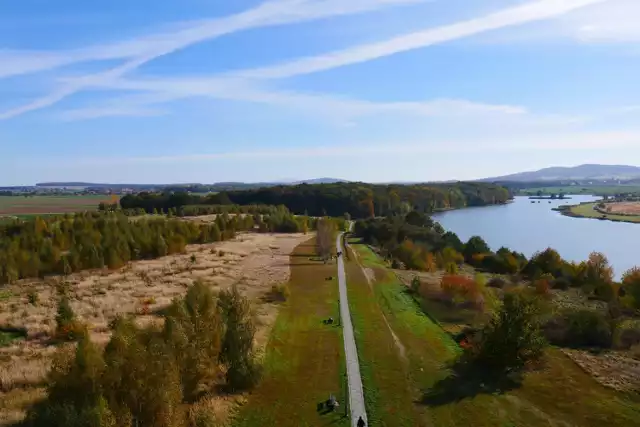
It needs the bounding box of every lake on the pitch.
[433,195,640,279]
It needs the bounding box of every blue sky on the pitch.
[1,0,639,185]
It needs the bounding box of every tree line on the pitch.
[118,182,511,219]
[0,207,331,285]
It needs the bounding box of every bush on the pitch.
[270,284,290,302]
[488,277,507,288]
[563,309,612,348]
[614,324,640,350]
[410,276,421,294]
[471,292,546,374]
[444,262,458,275]
[534,279,551,299]
[551,277,571,290]
[440,275,483,310]
[27,288,39,305]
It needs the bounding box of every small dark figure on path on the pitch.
[357,416,366,427]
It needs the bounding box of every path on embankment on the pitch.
[336,233,368,427]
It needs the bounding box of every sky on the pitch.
[1,0,639,185]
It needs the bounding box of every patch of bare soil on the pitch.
[562,349,640,392]
[0,231,309,424]
[607,202,640,215]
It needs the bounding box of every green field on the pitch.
[0,195,113,218]
[233,238,349,427]
[569,203,640,223]
[347,242,640,427]
[518,186,640,197]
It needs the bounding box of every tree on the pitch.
[217,285,261,391]
[316,218,336,262]
[163,281,223,401]
[25,334,116,427]
[622,267,640,309]
[463,236,491,263]
[472,293,546,375]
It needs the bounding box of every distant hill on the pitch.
[34,178,347,191]
[480,164,640,182]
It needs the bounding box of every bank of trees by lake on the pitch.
[355,211,640,362]
[119,182,511,218]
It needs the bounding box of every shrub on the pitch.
[564,309,612,348]
[488,277,507,288]
[270,284,290,302]
[471,292,546,374]
[444,262,458,275]
[442,247,464,265]
[218,250,225,257]
[410,276,421,294]
[27,288,39,305]
[534,279,551,299]
[440,275,483,310]
[551,277,571,290]
[614,324,640,350]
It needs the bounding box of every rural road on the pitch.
[336,233,368,427]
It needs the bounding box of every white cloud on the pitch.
[234,0,608,79]
[63,129,640,168]
[560,0,640,43]
[57,76,529,122]
[0,0,426,119]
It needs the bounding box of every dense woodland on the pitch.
[0,207,331,285]
[119,182,511,218]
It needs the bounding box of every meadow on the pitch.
[0,195,113,218]
[569,202,640,223]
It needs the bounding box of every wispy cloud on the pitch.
[0,0,426,119]
[50,0,606,123]
[234,0,608,79]
[59,76,527,121]
[63,129,640,167]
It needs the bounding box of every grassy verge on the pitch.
[233,238,349,427]
[343,246,427,426]
[567,203,640,223]
[349,242,640,427]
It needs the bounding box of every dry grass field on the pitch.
[0,231,309,425]
[607,202,640,215]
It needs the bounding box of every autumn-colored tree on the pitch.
[218,285,261,391]
[316,218,337,262]
[471,292,546,374]
[622,267,640,309]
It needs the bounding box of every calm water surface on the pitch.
[433,196,640,279]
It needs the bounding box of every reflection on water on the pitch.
[433,196,640,279]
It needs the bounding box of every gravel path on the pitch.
[336,233,368,427]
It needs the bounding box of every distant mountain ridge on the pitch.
[480,164,640,182]
[35,178,346,189]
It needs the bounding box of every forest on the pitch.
[0,207,331,285]
[119,181,511,218]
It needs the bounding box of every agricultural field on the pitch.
[569,203,640,223]
[518,186,640,197]
[0,195,114,218]
[346,241,640,427]
[0,231,308,425]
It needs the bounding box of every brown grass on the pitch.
[0,230,309,425]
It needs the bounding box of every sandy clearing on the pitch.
[0,232,309,404]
